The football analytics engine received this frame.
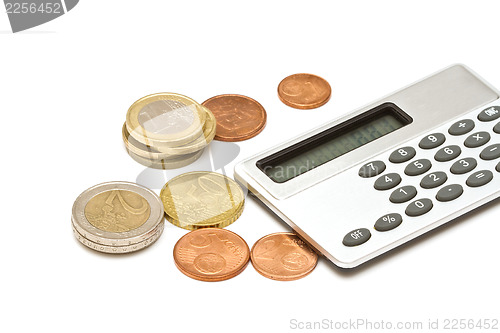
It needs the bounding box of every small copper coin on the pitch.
[278,73,331,109]
[251,232,318,281]
[202,94,266,141]
[173,228,250,282]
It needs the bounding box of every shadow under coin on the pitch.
[135,141,240,190]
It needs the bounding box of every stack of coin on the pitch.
[123,93,216,169]
[160,171,245,230]
[72,181,165,254]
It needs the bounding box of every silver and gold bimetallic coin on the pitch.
[123,93,216,169]
[72,181,164,253]
[160,171,245,230]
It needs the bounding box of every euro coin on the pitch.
[160,171,245,230]
[250,232,318,281]
[278,73,331,109]
[202,94,266,141]
[72,220,164,254]
[173,228,250,281]
[123,106,216,158]
[126,92,206,149]
[125,147,204,170]
[72,181,164,252]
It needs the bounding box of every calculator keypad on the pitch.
[345,103,499,248]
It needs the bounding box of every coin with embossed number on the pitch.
[72,181,164,253]
[278,73,331,109]
[126,92,207,149]
[160,171,245,230]
[202,94,266,141]
[251,232,318,281]
[173,228,250,281]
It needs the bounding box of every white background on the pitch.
[1,1,499,332]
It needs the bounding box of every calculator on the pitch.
[234,64,500,268]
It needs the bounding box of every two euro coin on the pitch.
[123,93,216,169]
[72,181,164,254]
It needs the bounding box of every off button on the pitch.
[342,228,371,247]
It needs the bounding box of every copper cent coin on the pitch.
[202,94,266,141]
[278,73,331,109]
[173,228,250,282]
[251,232,318,281]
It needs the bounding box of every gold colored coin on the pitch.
[126,93,206,148]
[125,147,204,170]
[84,190,151,233]
[160,172,245,230]
[122,106,216,158]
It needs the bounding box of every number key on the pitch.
[405,198,433,217]
[419,133,446,149]
[390,185,417,203]
[358,160,386,178]
[450,157,477,174]
[374,173,402,190]
[420,171,448,189]
[389,146,416,163]
[404,159,432,176]
[435,145,461,162]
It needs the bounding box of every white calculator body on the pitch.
[234,64,500,268]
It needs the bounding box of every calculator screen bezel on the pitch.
[256,102,413,183]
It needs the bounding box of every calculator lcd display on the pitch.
[257,103,412,183]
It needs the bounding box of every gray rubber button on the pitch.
[464,131,490,148]
[448,119,475,136]
[494,122,500,134]
[466,170,493,187]
[404,159,432,176]
[405,198,433,217]
[390,185,417,203]
[374,213,403,232]
[420,171,448,189]
[450,157,477,174]
[435,145,461,162]
[436,184,464,202]
[358,160,386,178]
[497,162,500,173]
[374,173,402,190]
[480,144,500,160]
[478,106,500,122]
[342,228,371,247]
[389,146,416,163]
[419,133,446,149]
